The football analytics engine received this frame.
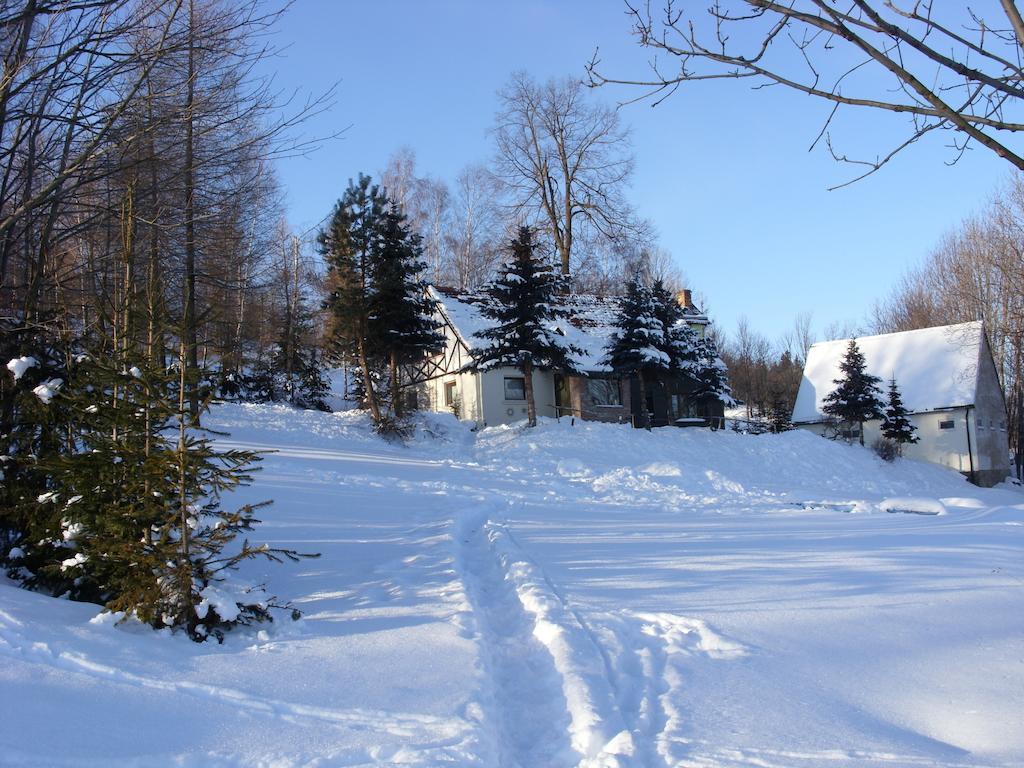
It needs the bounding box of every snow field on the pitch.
[1,403,1022,767]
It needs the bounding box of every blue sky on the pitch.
[264,1,1010,344]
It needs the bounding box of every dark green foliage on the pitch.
[822,339,884,443]
[2,344,317,642]
[692,335,735,407]
[320,174,442,423]
[650,280,700,376]
[603,274,667,378]
[880,376,918,451]
[370,208,445,366]
[320,174,389,368]
[767,394,792,433]
[472,227,582,427]
[604,273,677,429]
[0,320,73,572]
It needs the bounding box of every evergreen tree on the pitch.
[603,273,668,430]
[369,205,444,419]
[472,226,582,428]
[320,175,389,425]
[880,376,918,453]
[692,335,735,412]
[822,339,884,445]
[767,393,792,433]
[297,346,332,412]
[650,280,700,376]
[23,348,315,641]
[1,325,74,580]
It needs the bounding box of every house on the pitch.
[402,286,725,429]
[792,321,1011,486]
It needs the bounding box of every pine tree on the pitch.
[822,339,884,445]
[880,376,918,454]
[16,345,316,641]
[472,226,582,428]
[1,325,75,583]
[369,205,444,420]
[650,280,700,377]
[692,335,735,412]
[603,273,668,430]
[767,393,792,433]
[320,175,389,425]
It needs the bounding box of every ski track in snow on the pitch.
[452,503,753,768]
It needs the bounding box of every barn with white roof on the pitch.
[792,321,1010,486]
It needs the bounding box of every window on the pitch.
[586,378,621,407]
[939,420,955,430]
[444,381,457,407]
[503,377,526,400]
[840,428,861,440]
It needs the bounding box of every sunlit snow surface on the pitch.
[2,403,1022,767]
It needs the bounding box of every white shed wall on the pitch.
[796,408,985,476]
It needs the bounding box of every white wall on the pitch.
[479,367,556,426]
[797,408,979,474]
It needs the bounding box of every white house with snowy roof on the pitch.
[792,321,1010,486]
[402,286,723,429]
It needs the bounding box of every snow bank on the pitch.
[878,496,948,515]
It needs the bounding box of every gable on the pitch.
[792,322,983,423]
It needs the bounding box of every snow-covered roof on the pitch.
[429,285,708,373]
[792,321,984,423]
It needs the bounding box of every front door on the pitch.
[553,374,571,417]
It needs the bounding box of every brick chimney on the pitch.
[676,289,693,310]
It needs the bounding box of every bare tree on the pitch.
[492,72,640,277]
[379,148,451,284]
[589,2,1024,187]
[444,163,503,289]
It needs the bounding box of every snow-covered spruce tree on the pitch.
[1,325,73,579]
[822,339,884,445]
[692,335,735,414]
[10,341,315,642]
[651,279,700,377]
[880,376,918,455]
[472,226,582,428]
[272,306,331,411]
[369,205,444,421]
[603,273,668,430]
[321,175,389,425]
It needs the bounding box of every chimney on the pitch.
[676,289,693,310]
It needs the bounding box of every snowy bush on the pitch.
[872,437,900,462]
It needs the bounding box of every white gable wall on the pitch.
[797,409,978,474]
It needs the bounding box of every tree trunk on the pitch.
[523,358,536,427]
[637,370,651,430]
[390,350,401,419]
[358,338,381,424]
[183,0,199,422]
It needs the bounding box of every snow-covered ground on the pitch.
[2,403,1023,767]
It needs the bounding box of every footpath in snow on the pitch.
[2,403,1023,767]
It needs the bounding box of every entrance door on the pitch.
[553,374,571,417]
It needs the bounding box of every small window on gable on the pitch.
[444,381,457,407]
[586,378,621,407]
[504,377,526,401]
[939,419,955,430]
